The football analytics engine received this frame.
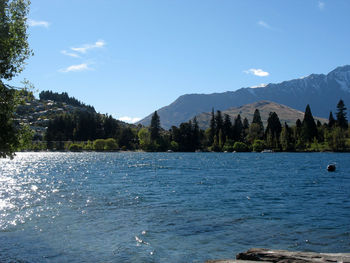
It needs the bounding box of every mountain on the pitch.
[194,101,327,130]
[138,65,350,129]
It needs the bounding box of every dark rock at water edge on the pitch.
[206,248,350,263]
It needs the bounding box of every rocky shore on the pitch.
[206,248,350,263]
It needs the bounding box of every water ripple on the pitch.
[0,152,349,262]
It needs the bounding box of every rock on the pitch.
[235,248,350,263]
[206,260,271,263]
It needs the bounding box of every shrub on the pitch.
[252,139,266,152]
[222,143,233,152]
[233,142,249,152]
[170,141,179,152]
[104,138,118,151]
[69,143,83,152]
[93,139,106,151]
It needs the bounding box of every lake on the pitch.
[0,152,349,262]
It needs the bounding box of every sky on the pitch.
[8,0,350,123]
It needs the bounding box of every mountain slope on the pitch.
[138,65,350,129]
[195,101,327,130]
[15,90,129,138]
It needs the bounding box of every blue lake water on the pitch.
[0,152,349,262]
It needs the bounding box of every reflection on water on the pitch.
[0,152,350,263]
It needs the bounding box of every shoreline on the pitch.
[16,150,350,153]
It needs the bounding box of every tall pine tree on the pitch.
[233,114,243,142]
[336,99,348,129]
[252,109,264,139]
[150,111,161,141]
[265,112,282,143]
[209,108,216,144]
[223,114,232,139]
[328,111,335,128]
[215,110,223,137]
[302,104,318,142]
[192,117,200,150]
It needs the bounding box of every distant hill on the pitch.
[15,90,128,138]
[138,65,350,129]
[194,101,328,130]
[39,90,95,112]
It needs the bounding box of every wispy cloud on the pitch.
[61,50,80,58]
[244,68,270,77]
[60,40,105,72]
[257,20,272,30]
[71,40,106,54]
[28,19,50,28]
[318,1,325,10]
[59,63,91,73]
[118,116,141,124]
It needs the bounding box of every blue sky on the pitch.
[9,0,350,122]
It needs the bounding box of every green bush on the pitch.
[222,143,233,152]
[93,139,106,151]
[69,143,83,152]
[104,138,118,151]
[84,140,93,151]
[252,139,266,152]
[170,141,179,152]
[233,142,249,152]
[92,138,118,151]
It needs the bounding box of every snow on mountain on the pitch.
[138,65,350,129]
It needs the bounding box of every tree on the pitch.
[252,109,264,131]
[326,127,346,151]
[247,123,264,143]
[280,122,293,151]
[215,110,223,137]
[1,0,32,80]
[328,111,335,128]
[150,111,161,141]
[336,99,348,129]
[178,122,194,152]
[265,112,282,139]
[233,114,243,142]
[118,127,135,150]
[192,117,200,150]
[103,115,119,138]
[218,129,224,149]
[138,128,151,151]
[211,135,220,152]
[223,114,232,139]
[209,108,216,144]
[0,85,19,157]
[250,109,264,141]
[301,104,318,142]
[265,112,282,150]
[242,117,249,140]
[0,0,32,158]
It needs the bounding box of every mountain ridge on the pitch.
[138,65,350,129]
[194,100,328,130]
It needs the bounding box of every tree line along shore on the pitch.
[16,98,350,153]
